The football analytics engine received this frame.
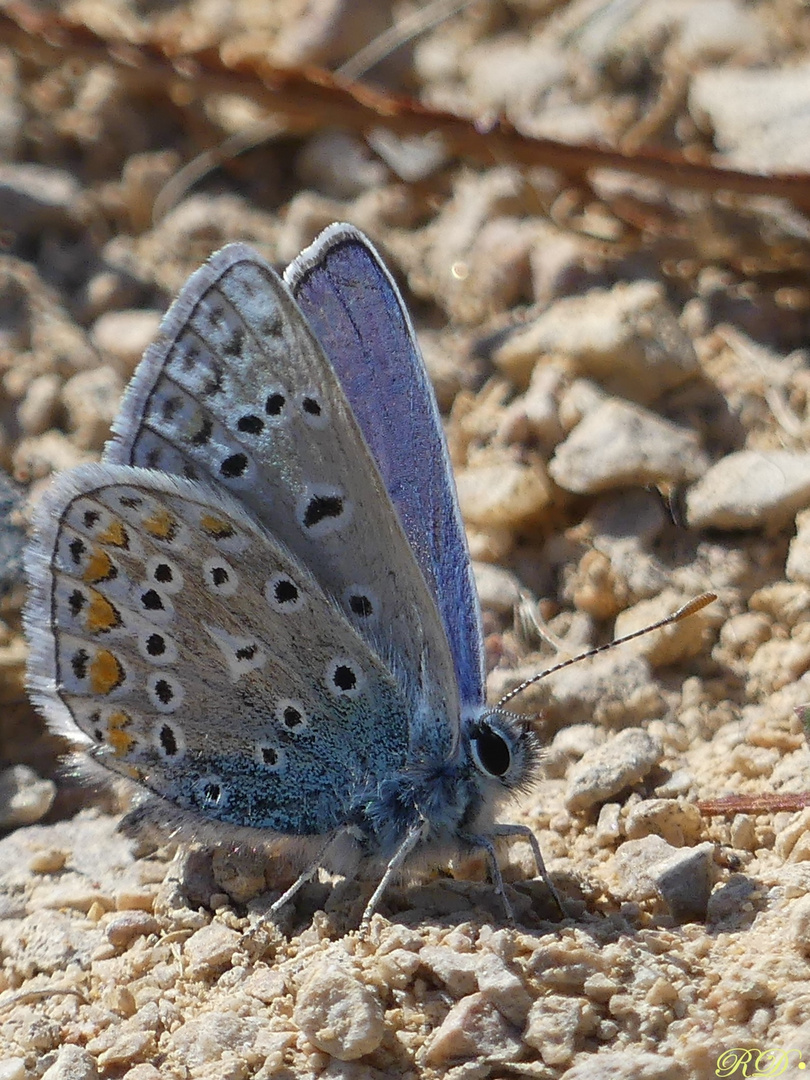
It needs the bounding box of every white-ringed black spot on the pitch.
[276,699,307,731]
[146,633,166,657]
[83,509,100,529]
[146,557,183,595]
[265,391,287,417]
[326,658,363,698]
[265,573,305,612]
[140,588,164,611]
[159,723,179,757]
[118,495,143,510]
[296,390,329,429]
[220,452,248,479]
[258,745,286,771]
[298,487,349,536]
[147,672,185,713]
[144,447,161,469]
[202,557,238,596]
[195,776,227,810]
[235,642,258,661]
[237,414,263,435]
[349,592,373,618]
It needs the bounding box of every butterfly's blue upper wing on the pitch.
[286,225,485,710]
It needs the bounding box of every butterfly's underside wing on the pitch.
[102,242,460,753]
[25,466,413,833]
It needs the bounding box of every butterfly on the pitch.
[24,224,559,925]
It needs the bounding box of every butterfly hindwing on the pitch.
[286,225,485,710]
[25,465,413,833]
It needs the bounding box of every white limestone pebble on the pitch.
[90,309,163,378]
[182,922,241,978]
[612,836,717,921]
[559,1048,687,1079]
[565,729,663,812]
[0,764,55,828]
[294,959,385,1061]
[41,1045,99,1080]
[524,993,586,1067]
[787,508,810,583]
[686,450,810,530]
[549,399,707,495]
[493,280,699,403]
[424,991,523,1065]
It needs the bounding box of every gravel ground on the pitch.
[2,2,810,1078]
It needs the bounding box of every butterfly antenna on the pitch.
[495,592,717,710]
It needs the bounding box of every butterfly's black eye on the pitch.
[470,724,511,778]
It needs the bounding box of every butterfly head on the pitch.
[464,708,542,803]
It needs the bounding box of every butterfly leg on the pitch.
[268,835,340,919]
[488,823,565,916]
[360,822,426,931]
[460,832,517,922]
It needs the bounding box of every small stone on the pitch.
[612,836,716,920]
[0,764,56,828]
[788,894,810,952]
[456,457,552,530]
[0,163,80,232]
[0,1062,26,1080]
[690,62,810,171]
[652,842,717,922]
[613,590,717,668]
[183,922,241,977]
[121,1067,161,1080]
[566,729,664,812]
[729,814,757,851]
[18,374,62,436]
[294,959,385,1061]
[61,366,124,450]
[425,992,524,1065]
[548,399,706,495]
[595,803,622,846]
[494,280,699,402]
[42,1044,100,1080]
[29,847,67,874]
[686,451,810,531]
[472,562,522,617]
[523,993,584,1067]
[420,945,479,997]
[106,911,159,948]
[475,952,533,1026]
[559,1049,686,1079]
[624,799,702,847]
[91,310,162,379]
[787,508,810,583]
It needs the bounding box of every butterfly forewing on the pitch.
[25,466,412,833]
[103,244,459,752]
[287,226,485,711]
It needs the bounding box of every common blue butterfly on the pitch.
[24,224,559,924]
